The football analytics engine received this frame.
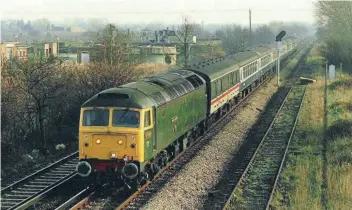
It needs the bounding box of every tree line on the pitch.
[1,24,151,167]
[315,1,352,70]
[1,21,311,168]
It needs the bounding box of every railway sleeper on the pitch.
[29,181,54,185]
[41,175,65,179]
[32,179,55,183]
[38,176,61,180]
[17,187,41,191]
[51,169,73,173]
[10,190,36,195]
[4,194,30,198]
[46,172,70,176]
[1,198,24,201]
[23,184,48,188]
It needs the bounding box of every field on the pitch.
[270,45,352,209]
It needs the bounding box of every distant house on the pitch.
[66,26,86,33]
[1,42,30,63]
[77,44,177,65]
[34,42,58,57]
[52,25,65,31]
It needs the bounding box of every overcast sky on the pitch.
[1,0,316,25]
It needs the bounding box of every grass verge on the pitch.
[270,44,352,210]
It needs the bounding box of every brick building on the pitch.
[1,42,30,63]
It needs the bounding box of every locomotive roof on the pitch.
[82,70,205,108]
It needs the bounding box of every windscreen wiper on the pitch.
[117,107,129,123]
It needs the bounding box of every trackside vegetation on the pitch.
[270,45,352,210]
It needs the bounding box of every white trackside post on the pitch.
[276,41,281,86]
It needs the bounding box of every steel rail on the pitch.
[115,69,276,210]
[222,85,307,210]
[68,40,310,210]
[55,187,94,210]
[265,86,307,210]
[1,152,79,210]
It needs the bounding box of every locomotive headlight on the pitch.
[96,139,101,144]
[84,135,88,140]
[111,153,116,158]
[118,140,123,145]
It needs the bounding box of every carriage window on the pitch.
[217,80,221,94]
[144,111,151,127]
[83,109,109,126]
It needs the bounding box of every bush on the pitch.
[1,57,151,168]
[329,79,352,90]
[326,120,352,140]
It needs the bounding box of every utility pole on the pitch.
[249,9,252,47]
[201,21,204,38]
[109,25,117,66]
[275,31,286,86]
[184,42,188,67]
[57,37,60,57]
[110,25,113,66]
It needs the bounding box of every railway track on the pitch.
[222,85,307,210]
[1,152,79,210]
[116,78,276,210]
[66,41,313,210]
[54,187,94,210]
[68,66,276,210]
[201,40,314,210]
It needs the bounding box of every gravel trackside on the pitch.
[142,79,279,210]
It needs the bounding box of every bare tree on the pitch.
[315,1,352,67]
[175,16,196,67]
[96,23,140,68]
[220,24,249,55]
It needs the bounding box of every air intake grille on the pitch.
[165,87,179,100]
[181,81,194,92]
[150,92,166,106]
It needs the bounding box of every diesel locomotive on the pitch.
[76,39,297,188]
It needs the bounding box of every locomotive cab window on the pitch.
[144,111,151,127]
[113,109,140,128]
[83,109,109,126]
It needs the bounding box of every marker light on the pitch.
[118,140,123,145]
[96,139,101,144]
[111,153,116,158]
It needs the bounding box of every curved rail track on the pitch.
[117,75,277,210]
[68,64,277,210]
[202,40,314,210]
[222,85,307,210]
[1,152,79,210]
[63,40,314,210]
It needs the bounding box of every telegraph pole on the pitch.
[249,9,252,47]
[275,31,286,86]
[110,25,113,66]
[57,37,60,57]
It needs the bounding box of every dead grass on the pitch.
[327,163,352,209]
[271,44,352,210]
